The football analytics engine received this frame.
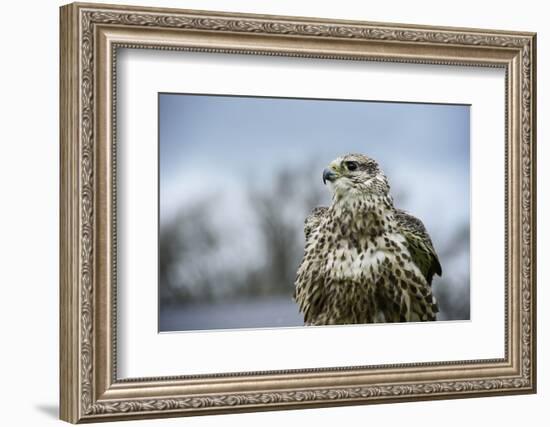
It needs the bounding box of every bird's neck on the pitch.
[331,192,396,236]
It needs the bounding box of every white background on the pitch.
[118,50,504,377]
[0,0,545,426]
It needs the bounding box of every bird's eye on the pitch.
[345,161,358,171]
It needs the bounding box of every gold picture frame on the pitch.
[60,2,537,423]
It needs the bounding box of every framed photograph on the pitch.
[60,2,537,423]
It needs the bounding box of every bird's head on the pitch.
[322,153,390,199]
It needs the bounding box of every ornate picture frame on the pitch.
[60,2,536,423]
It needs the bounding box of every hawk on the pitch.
[294,153,442,325]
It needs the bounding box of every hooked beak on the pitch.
[323,168,337,185]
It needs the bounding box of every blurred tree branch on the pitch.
[159,162,470,322]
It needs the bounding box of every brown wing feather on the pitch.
[395,209,442,285]
[304,207,329,241]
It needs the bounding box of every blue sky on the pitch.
[159,93,470,238]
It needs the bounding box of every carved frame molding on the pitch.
[60,2,536,423]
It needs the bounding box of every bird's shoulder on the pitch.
[394,209,442,285]
[395,209,430,238]
[304,206,329,240]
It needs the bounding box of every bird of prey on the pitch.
[294,153,442,325]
